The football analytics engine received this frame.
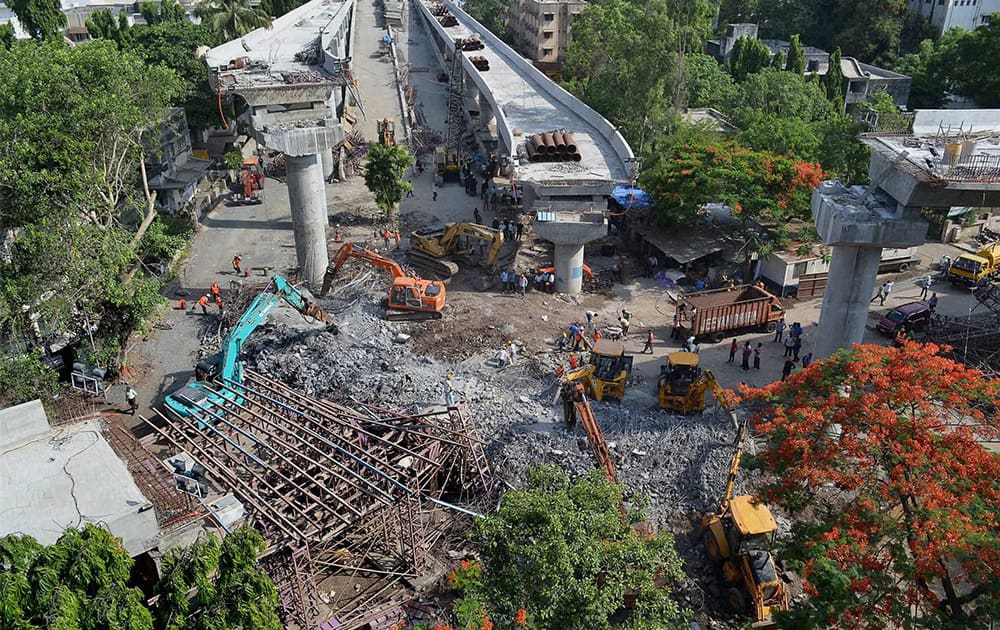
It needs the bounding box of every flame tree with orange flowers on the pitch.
[742,342,1000,628]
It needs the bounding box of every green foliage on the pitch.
[563,0,677,149]
[945,21,1000,107]
[460,466,690,630]
[785,33,805,75]
[680,53,738,109]
[0,354,60,408]
[0,23,14,49]
[0,525,152,629]
[640,140,824,227]
[139,216,194,263]
[727,68,834,125]
[225,149,245,171]
[138,0,187,25]
[7,0,64,39]
[462,0,515,42]
[824,47,844,105]
[364,143,414,221]
[128,20,221,131]
[894,38,950,109]
[728,35,772,82]
[1,524,280,630]
[0,40,183,370]
[771,48,785,69]
[156,525,281,630]
[85,8,131,45]
[194,0,272,41]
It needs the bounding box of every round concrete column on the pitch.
[320,148,334,183]
[814,245,883,358]
[286,153,329,288]
[553,243,585,294]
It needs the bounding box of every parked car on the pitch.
[876,302,931,335]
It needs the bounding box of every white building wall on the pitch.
[910,0,998,33]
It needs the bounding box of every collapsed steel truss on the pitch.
[145,369,494,629]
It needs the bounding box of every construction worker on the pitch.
[593,329,602,342]
[394,231,401,248]
[383,229,392,249]
[643,329,654,354]
[232,253,242,275]
[210,282,221,298]
[555,364,564,378]
[215,295,224,312]
[443,373,455,406]
[196,294,210,315]
[568,353,579,369]
[125,384,138,415]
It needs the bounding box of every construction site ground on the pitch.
[120,0,989,626]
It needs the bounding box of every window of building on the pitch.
[792,262,808,278]
[543,12,554,20]
[543,30,553,38]
[542,47,554,57]
[982,13,992,23]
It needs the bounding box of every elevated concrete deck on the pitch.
[415,0,632,203]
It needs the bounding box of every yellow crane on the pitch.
[408,222,505,279]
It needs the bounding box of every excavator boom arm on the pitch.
[701,370,750,514]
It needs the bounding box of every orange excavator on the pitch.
[322,242,446,321]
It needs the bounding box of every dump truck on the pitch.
[948,242,1000,285]
[682,285,784,342]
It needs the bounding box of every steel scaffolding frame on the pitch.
[144,369,492,629]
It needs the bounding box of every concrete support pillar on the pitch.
[478,91,494,130]
[814,245,883,358]
[320,148,334,183]
[554,243,585,294]
[286,153,329,287]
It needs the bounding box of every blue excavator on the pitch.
[164,274,336,417]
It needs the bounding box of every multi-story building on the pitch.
[908,0,997,34]
[708,24,912,109]
[507,0,586,74]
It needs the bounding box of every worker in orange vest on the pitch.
[210,282,220,298]
[215,295,224,312]
[395,231,402,248]
[232,253,242,275]
[555,364,564,379]
[568,353,579,369]
[383,229,392,248]
[593,329,602,342]
[196,294,210,315]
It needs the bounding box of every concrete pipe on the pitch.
[529,134,545,155]
[562,131,577,154]
[552,130,566,152]
[569,152,582,162]
[542,132,557,154]
[525,141,540,162]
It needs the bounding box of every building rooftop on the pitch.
[421,0,631,186]
[864,109,1000,184]
[0,400,159,555]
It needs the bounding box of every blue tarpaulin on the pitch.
[610,186,650,210]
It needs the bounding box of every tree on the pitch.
[0,524,281,629]
[727,68,834,127]
[785,33,805,75]
[129,20,221,130]
[894,38,950,109]
[640,139,824,227]
[728,35,772,82]
[680,53,738,110]
[454,466,690,630]
[85,8,131,44]
[0,354,61,409]
[0,525,153,628]
[462,0,515,42]
[744,343,1000,627]
[139,0,187,25]
[563,0,678,149]
[771,48,785,69]
[194,0,271,41]
[947,20,1000,107]
[0,23,15,49]
[155,526,281,630]
[7,0,64,39]
[364,143,413,222]
[0,40,184,367]
[824,47,844,107]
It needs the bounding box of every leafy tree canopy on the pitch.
[563,0,679,149]
[640,139,823,227]
[364,143,414,221]
[453,466,690,630]
[680,52,739,110]
[139,0,188,25]
[461,0,516,43]
[0,39,184,367]
[7,0,64,40]
[744,343,1000,627]
[194,0,272,41]
[728,35,772,82]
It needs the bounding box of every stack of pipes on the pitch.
[524,130,581,163]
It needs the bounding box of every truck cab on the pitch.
[949,242,1000,284]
